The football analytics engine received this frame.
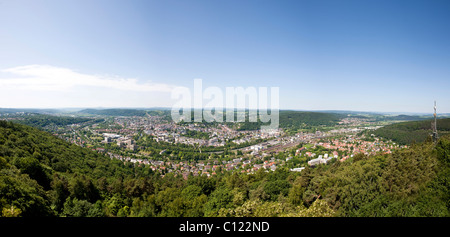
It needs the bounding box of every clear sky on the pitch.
[0,0,449,113]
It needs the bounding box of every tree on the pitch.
[181,185,202,200]
[284,199,335,217]
[104,194,125,217]
[204,187,233,217]
[62,198,93,217]
[263,180,291,201]
[288,183,305,206]
[0,168,53,216]
[13,156,51,190]
[155,187,183,217]
[69,175,100,203]
[352,153,367,162]
[50,174,70,213]
[2,205,22,217]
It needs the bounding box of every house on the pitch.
[296,147,306,155]
[96,148,105,153]
[308,156,333,166]
[253,164,262,170]
[117,140,125,148]
[290,167,305,172]
[333,151,339,158]
[308,158,322,166]
[127,144,136,151]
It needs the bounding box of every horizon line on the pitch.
[1,106,448,115]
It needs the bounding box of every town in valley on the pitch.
[0,109,410,179]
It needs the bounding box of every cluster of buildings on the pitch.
[143,123,235,147]
[298,134,407,165]
[48,113,408,176]
[102,133,137,151]
[142,122,283,149]
[307,154,334,166]
[99,151,286,179]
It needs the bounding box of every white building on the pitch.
[290,167,305,172]
[308,156,333,166]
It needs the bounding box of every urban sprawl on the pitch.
[40,114,407,179]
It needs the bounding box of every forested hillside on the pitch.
[369,118,450,145]
[1,120,449,217]
[237,111,342,131]
[10,114,100,129]
[377,114,430,121]
[0,120,152,216]
[299,139,450,217]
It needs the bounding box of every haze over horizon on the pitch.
[1,106,447,117]
[1,0,449,113]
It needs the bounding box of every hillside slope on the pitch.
[370,118,450,145]
[0,120,151,216]
[237,111,343,131]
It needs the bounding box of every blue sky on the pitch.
[0,0,449,113]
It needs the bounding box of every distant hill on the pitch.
[279,110,343,127]
[377,114,431,121]
[0,108,62,114]
[9,114,99,129]
[78,108,148,116]
[369,118,450,145]
[237,110,343,131]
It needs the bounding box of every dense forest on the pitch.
[236,111,343,131]
[368,118,450,145]
[278,110,342,128]
[1,120,449,217]
[376,114,431,121]
[10,114,101,129]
